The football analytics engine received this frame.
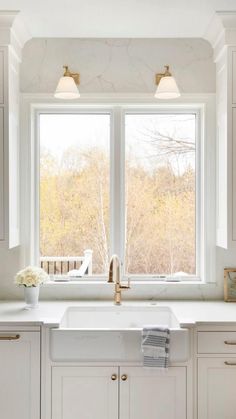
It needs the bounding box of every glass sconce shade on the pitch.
[155,76,180,99]
[54,76,80,99]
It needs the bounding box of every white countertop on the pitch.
[0,300,236,327]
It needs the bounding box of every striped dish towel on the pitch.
[142,326,170,368]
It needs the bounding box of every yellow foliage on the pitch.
[40,148,195,275]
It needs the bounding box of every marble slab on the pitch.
[20,38,215,94]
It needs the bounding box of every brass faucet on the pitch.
[108,255,130,305]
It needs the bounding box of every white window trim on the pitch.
[20,93,216,286]
[120,107,202,282]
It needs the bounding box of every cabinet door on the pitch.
[120,366,186,419]
[0,107,4,240]
[232,107,236,241]
[0,49,4,104]
[52,366,119,419]
[0,331,40,419]
[232,51,236,104]
[198,358,236,419]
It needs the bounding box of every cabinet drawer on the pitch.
[198,332,236,353]
[0,107,4,240]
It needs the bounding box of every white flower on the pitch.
[15,266,49,287]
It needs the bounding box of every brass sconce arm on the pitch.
[63,65,80,85]
[155,65,172,86]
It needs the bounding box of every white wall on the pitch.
[2,37,235,301]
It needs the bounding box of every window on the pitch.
[125,113,196,277]
[36,105,205,281]
[39,113,110,274]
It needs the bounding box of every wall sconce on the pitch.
[54,65,80,99]
[154,65,180,99]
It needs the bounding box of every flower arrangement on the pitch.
[15,266,49,287]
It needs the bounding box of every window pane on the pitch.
[40,114,110,274]
[125,113,196,276]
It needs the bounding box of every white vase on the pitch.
[24,286,40,309]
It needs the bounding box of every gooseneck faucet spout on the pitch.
[108,255,130,305]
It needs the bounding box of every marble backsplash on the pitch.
[20,38,215,94]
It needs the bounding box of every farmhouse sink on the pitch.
[50,305,189,363]
[59,305,181,329]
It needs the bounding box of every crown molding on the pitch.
[204,11,236,62]
[0,11,31,62]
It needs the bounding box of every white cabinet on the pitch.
[52,366,186,419]
[232,107,236,241]
[198,358,236,419]
[197,329,236,419]
[120,366,186,419]
[0,51,4,239]
[216,47,236,248]
[0,44,20,248]
[0,331,40,419]
[232,51,236,104]
[0,49,4,104]
[52,366,119,419]
[0,106,4,240]
[0,12,29,248]
[211,15,236,248]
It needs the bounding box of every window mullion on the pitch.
[110,107,124,268]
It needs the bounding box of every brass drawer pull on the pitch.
[224,361,236,366]
[111,374,117,381]
[224,340,236,345]
[121,374,127,381]
[0,334,20,341]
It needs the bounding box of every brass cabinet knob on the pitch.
[111,374,117,381]
[121,374,127,381]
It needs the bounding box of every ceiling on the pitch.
[0,0,235,39]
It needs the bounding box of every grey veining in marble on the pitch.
[20,38,215,93]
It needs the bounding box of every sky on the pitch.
[40,112,196,175]
[40,113,110,159]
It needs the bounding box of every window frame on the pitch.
[119,107,201,281]
[35,107,113,276]
[27,98,215,285]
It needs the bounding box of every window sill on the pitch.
[42,279,215,286]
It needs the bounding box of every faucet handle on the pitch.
[120,277,130,290]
